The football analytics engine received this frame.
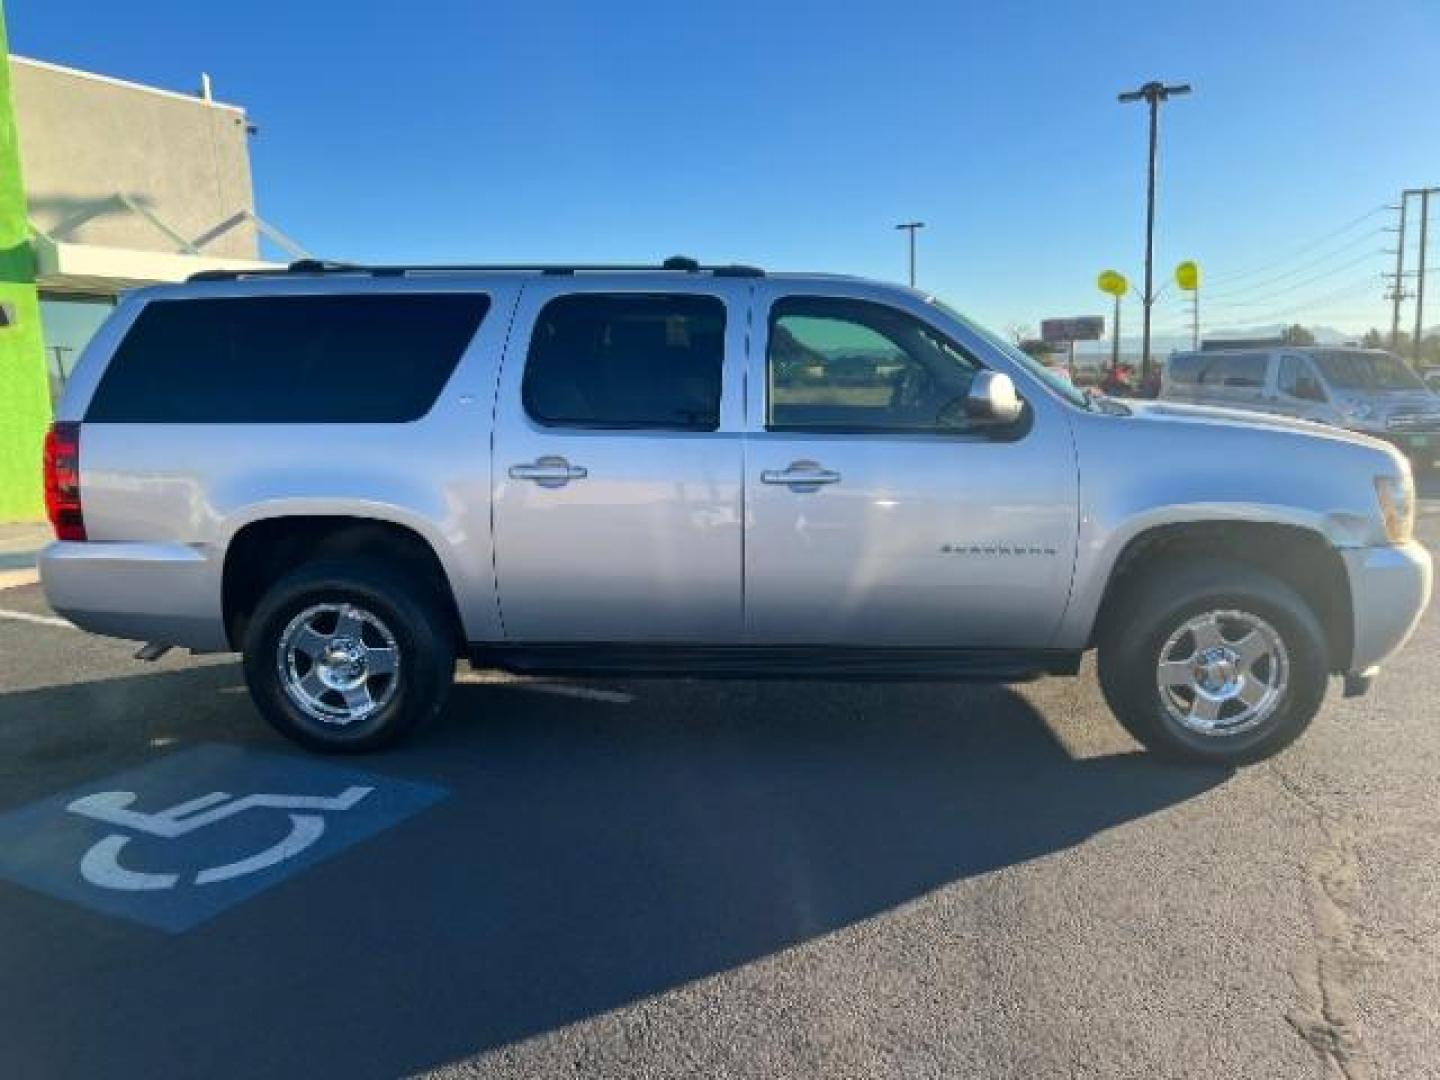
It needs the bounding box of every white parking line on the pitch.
[516,683,635,704]
[0,608,73,630]
[456,669,634,704]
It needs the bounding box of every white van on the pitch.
[1161,346,1440,472]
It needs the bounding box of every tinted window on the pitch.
[523,293,724,430]
[1278,356,1302,396]
[1279,355,1326,401]
[1166,354,1205,385]
[768,297,982,432]
[1217,353,1267,388]
[88,293,488,423]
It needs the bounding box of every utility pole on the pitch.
[1118,80,1191,383]
[1408,187,1439,364]
[895,221,925,287]
[1386,195,1409,350]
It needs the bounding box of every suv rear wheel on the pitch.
[241,559,456,753]
[1098,559,1329,766]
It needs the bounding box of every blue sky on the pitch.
[10,0,1439,341]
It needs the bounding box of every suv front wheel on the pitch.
[1098,559,1330,766]
[241,559,456,753]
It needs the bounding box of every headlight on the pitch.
[1375,474,1415,544]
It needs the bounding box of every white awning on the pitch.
[33,234,281,294]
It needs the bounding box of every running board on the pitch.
[469,644,1082,683]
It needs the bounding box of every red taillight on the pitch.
[42,421,86,541]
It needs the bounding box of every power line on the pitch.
[1209,278,1381,325]
[1201,249,1384,311]
[1203,205,1387,286]
[1203,228,1383,300]
[1153,277,1385,339]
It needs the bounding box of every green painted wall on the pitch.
[0,2,50,521]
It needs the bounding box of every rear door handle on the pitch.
[760,461,842,489]
[509,456,588,488]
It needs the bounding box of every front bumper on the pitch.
[1341,541,1433,673]
[39,541,230,651]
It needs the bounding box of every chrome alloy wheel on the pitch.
[1155,609,1290,737]
[277,603,400,725]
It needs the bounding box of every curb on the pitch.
[0,569,40,590]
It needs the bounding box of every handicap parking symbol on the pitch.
[0,744,446,932]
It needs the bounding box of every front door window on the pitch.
[768,297,981,433]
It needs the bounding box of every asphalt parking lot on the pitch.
[0,494,1437,1079]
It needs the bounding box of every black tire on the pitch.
[1097,559,1329,766]
[241,559,456,753]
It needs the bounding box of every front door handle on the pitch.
[509,456,588,488]
[760,461,842,489]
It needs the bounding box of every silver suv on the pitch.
[1162,346,1440,473]
[39,258,1433,765]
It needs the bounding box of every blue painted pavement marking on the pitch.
[0,743,446,932]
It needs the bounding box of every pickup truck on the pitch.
[39,257,1433,764]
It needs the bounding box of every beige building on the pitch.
[10,56,301,400]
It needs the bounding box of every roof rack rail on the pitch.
[187,255,764,283]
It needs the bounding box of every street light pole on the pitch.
[895,221,925,287]
[1118,80,1191,382]
[1112,294,1121,373]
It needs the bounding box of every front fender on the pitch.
[1055,409,1393,649]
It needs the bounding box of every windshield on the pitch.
[925,297,1091,409]
[1309,349,1425,391]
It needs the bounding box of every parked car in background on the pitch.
[1422,366,1440,395]
[39,260,1432,766]
[1162,346,1440,473]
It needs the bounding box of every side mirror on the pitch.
[963,370,1023,424]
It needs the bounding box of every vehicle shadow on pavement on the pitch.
[0,664,1230,1079]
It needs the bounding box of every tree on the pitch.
[1356,329,1440,366]
[1423,334,1440,367]
[1283,324,1316,346]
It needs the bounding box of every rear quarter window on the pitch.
[1165,354,1204,386]
[1217,353,1268,388]
[86,293,490,423]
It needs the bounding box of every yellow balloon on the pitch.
[1097,270,1129,297]
[1175,260,1200,291]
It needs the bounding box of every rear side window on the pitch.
[87,293,489,423]
[522,293,725,430]
[1278,356,1301,395]
[1216,353,1267,388]
[1166,354,1204,385]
